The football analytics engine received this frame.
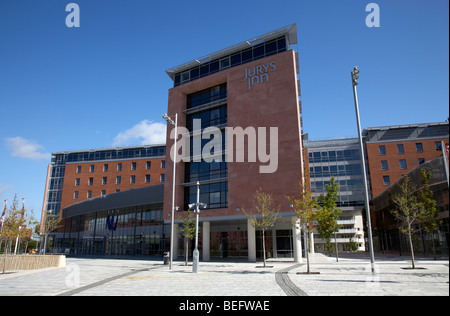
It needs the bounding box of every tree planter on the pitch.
[1,254,66,273]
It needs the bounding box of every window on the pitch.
[88,177,93,186]
[161,160,165,169]
[103,164,108,172]
[146,161,151,169]
[416,143,423,153]
[435,141,443,151]
[174,36,286,87]
[383,176,390,186]
[74,191,79,199]
[160,174,165,183]
[181,71,190,83]
[87,190,92,198]
[399,159,407,170]
[379,145,386,155]
[418,158,425,164]
[185,181,228,210]
[145,174,150,183]
[397,144,404,154]
[75,178,80,186]
[220,57,230,70]
[130,175,136,184]
[117,163,122,171]
[101,190,106,196]
[102,177,107,185]
[381,160,388,170]
[116,176,121,185]
[76,165,81,173]
[90,165,95,173]
[131,162,137,170]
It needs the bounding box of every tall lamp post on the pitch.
[351,66,376,273]
[189,181,206,273]
[163,113,178,270]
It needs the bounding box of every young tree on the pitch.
[1,194,37,273]
[315,177,341,260]
[177,210,196,266]
[286,168,319,273]
[245,188,280,268]
[417,169,442,260]
[391,176,423,269]
[41,210,62,254]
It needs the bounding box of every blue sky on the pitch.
[0,0,448,221]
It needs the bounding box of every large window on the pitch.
[187,105,227,130]
[185,182,228,210]
[184,84,229,210]
[174,36,287,87]
[186,157,228,182]
[187,84,227,109]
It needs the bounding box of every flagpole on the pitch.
[0,199,6,232]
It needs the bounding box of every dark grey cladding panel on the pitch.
[62,184,164,218]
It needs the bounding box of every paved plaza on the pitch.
[0,253,448,297]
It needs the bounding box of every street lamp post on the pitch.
[351,66,376,273]
[189,181,206,273]
[163,113,178,270]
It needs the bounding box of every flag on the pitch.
[0,200,6,230]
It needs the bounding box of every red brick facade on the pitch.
[164,50,304,220]
[60,158,166,212]
[365,138,448,198]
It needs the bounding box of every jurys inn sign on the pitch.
[241,61,277,90]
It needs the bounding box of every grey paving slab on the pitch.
[0,254,448,296]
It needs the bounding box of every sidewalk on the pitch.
[0,253,448,296]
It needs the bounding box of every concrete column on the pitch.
[272,228,277,258]
[202,221,210,261]
[292,217,303,263]
[172,223,178,260]
[247,219,256,262]
[309,231,315,254]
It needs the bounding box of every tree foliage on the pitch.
[315,177,341,255]
[286,168,319,273]
[416,169,442,260]
[1,194,37,273]
[391,176,423,269]
[177,210,196,266]
[245,188,280,267]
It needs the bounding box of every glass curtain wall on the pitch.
[57,203,166,257]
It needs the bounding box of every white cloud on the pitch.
[0,184,13,199]
[112,120,167,147]
[5,136,51,160]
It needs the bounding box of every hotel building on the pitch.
[164,24,305,261]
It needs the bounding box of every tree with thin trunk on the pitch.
[391,176,424,269]
[177,210,196,266]
[286,168,319,273]
[244,188,280,268]
[315,177,341,260]
[417,169,442,260]
[40,210,62,254]
[1,194,37,274]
